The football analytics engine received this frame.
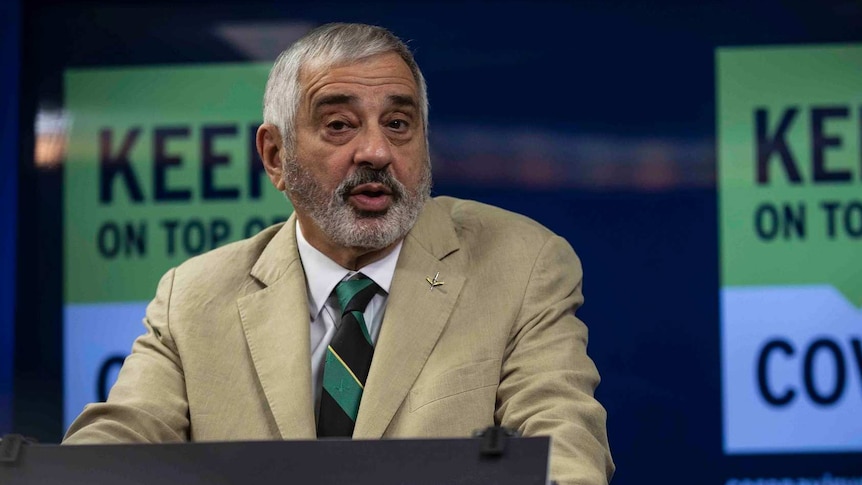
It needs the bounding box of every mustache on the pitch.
[335,167,405,201]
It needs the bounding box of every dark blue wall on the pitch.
[0,0,20,434]
[11,0,862,482]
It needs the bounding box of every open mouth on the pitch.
[348,183,393,212]
[350,183,392,196]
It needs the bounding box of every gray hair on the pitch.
[262,23,429,158]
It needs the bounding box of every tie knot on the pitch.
[335,273,379,316]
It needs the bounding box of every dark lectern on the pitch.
[0,430,550,484]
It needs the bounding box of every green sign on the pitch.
[718,44,862,307]
[64,64,292,303]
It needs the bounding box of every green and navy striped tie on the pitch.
[317,273,379,437]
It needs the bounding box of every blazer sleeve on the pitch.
[494,235,615,485]
[63,268,190,444]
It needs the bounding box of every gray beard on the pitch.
[284,160,431,250]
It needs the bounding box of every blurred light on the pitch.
[34,109,71,168]
[429,125,713,191]
[213,22,314,61]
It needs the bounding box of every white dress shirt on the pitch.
[294,220,402,411]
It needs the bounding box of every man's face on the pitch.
[284,52,431,251]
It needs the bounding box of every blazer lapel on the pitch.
[354,199,466,438]
[236,217,317,440]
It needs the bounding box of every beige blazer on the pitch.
[64,196,614,485]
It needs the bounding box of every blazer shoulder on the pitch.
[169,222,286,293]
[432,196,561,250]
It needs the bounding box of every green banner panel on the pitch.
[719,44,862,455]
[64,64,292,303]
[718,44,862,307]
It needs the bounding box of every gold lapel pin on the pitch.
[425,271,444,290]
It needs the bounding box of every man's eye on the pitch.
[327,121,350,131]
[387,119,409,130]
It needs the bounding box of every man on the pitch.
[65,23,614,484]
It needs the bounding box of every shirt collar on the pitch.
[295,219,402,318]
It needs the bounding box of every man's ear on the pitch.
[256,123,286,191]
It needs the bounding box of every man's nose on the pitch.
[353,124,393,169]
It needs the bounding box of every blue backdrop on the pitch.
[0,0,20,435]
[9,0,862,483]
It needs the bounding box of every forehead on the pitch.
[299,52,419,107]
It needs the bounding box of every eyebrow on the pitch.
[387,94,418,110]
[311,93,418,112]
[312,94,356,111]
